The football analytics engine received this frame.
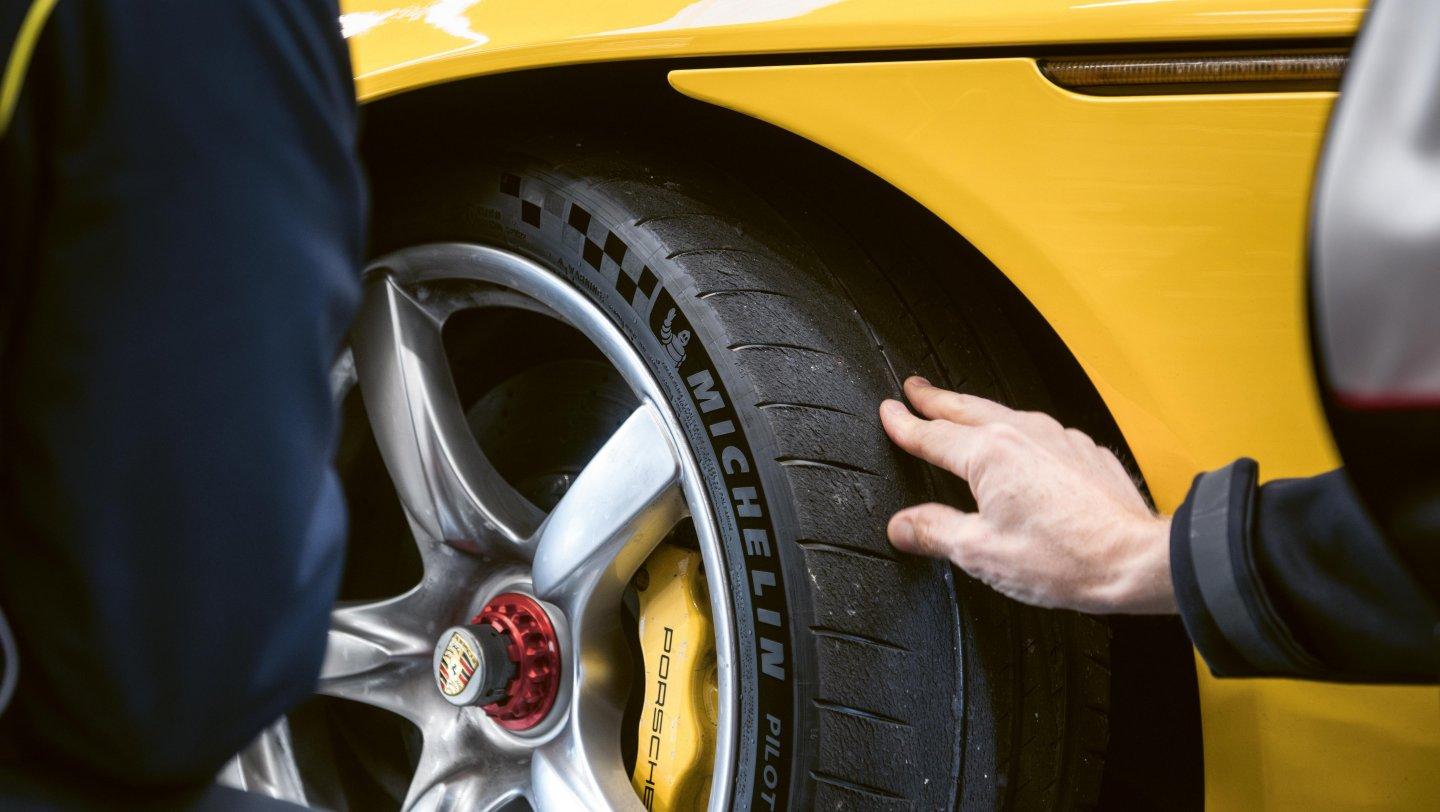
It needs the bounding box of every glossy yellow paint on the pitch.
[632,545,717,812]
[668,57,1440,808]
[674,59,1336,505]
[340,0,1364,102]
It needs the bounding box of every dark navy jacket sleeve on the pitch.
[1171,460,1440,682]
[0,0,363,791]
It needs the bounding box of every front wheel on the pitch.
[230,142,1109,810]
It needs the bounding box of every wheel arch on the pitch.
[359,61,1115,436]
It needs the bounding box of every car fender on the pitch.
[343,0,1362,101]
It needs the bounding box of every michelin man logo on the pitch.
[660,308,690,366]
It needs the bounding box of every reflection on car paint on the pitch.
[340,0,487,43]
[605,0,846,35]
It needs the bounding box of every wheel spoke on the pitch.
[529,697,643,812]
[403,734,529,812]
[350,274,544,557]
[322,591,435,681]
[228,719,308,803]
[530,403,685,613]
[529,406,677,812]
[319,592,456,726]
[322,654,455,730]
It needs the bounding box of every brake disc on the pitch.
[631,544,719,811]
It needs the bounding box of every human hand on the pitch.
[880,377,1175,614]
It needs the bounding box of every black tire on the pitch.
[369,140,1109,811]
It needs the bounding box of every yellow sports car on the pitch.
[227,1,1438,809]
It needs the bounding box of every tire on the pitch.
[368,140,1109,810]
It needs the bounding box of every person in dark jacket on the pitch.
[880,0,1440,684]
[0,0,363,806]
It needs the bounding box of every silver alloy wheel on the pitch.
[227,244,738,811]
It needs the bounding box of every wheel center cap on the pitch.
[433,622,513,707]
[432,592,562,731]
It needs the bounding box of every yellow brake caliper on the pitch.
[631,544,718,811]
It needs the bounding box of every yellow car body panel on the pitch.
[673,59,1328,512]
[341,0,1364,101]
[343,1,1440,807]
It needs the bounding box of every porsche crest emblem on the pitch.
[436,631,480,697]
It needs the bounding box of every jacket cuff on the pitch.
[1170,459,1324,678]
